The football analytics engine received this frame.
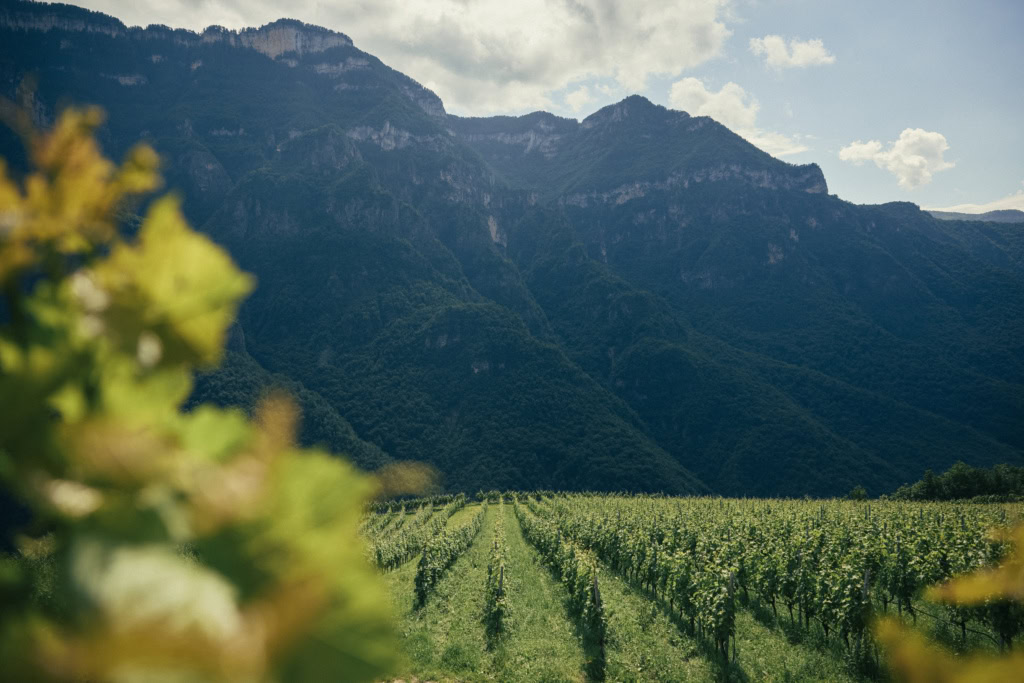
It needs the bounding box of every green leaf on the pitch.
[95,197,254,367]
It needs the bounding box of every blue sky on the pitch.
[74,0,1024,211]
[676,0,1024,211]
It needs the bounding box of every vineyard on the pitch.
[364,493,1023,682]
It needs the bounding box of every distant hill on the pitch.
[928,209,1024,223]
[2,1,1022,497]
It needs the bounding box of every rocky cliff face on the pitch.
[0,6,351,60]
[1,3,445,122]
[201,21,352,59]
[560,163,827,208]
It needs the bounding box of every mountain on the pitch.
[188,331,394,473]
[2,1,1022,497]
[928,209,1024,223]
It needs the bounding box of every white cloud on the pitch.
[669,77,758,130]
[74,0,732,116]
[928,183,1024,213]
[668,77,808,157]
[749,35,835,68]
[839,129,954,189]
[565,85,595,114]
[838,139,883,163]
[742,130,810,157]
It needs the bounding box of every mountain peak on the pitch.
[617,94,657,108]
[581,95,676,128]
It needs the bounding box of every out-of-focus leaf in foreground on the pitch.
[876,525,1024,682]
[0,106,397,681]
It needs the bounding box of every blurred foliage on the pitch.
[373,461,440,500]
[876,525,1024,682]
[0,107,397,681]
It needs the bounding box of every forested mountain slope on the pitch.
[2,1,1021,496]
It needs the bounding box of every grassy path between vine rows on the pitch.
[590,566,865,682]
[489,502,589,682]
[385,502,590,682]
[729,608,863,682]
[591,560,713,681]
[385,503,493,680]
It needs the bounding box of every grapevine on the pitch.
[414,503,486,606]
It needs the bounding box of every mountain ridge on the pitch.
[2,1,1022,496]
[447,95,828,199]
[0,3,355,53]
[928,209,1024,223]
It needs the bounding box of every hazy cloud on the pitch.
[928,181,1024,213]
[840,129,954,189]
[565,85,595,114]
[749,35,835,68]
[76,0,731,116]
[668,77,808,156]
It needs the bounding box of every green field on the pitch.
[365,494,1022,682]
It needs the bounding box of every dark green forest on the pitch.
[2,1,1023,497]
[889,462,1024,501]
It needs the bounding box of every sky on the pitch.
[71,0,1024,212]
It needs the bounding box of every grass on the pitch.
[728,609,864,682]
[597,564,713,681]
[384,504,493,680]
[487,502,589,682]
[384,502,590,681]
